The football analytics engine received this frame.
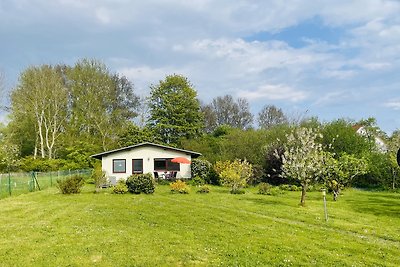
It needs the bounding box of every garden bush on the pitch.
[126,173,155,194]
[170,180,190,194]
[111,179,128,194]
[191,158,220,184]
[258,182,285,195]
[215,159,253,194]
[56,175,85,194]
[197,184,210,194]
[189,176,205,186]
[258,182,272,195]
[279,184,301,191]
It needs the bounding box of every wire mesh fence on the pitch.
[0,169,92,200]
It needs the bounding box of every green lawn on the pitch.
[0,185,399,266]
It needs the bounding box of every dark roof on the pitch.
[91,142,202,160]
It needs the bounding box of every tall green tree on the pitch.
[66,59,139,150]
[147,74,204,145]
[9,65,68,159]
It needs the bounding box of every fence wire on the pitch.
[0,169,92,200]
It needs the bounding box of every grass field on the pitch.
[0,185,399,266]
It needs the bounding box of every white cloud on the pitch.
[238,84,307,102]
[384,100,400,110]
[95,7,111,24]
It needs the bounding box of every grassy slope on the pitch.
[0,185,399,266]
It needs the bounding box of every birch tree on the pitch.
[10,65,67,159]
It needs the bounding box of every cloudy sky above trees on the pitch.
[1,0,399,133]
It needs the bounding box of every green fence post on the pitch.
[50,171,53,187]
[8,172,11,196]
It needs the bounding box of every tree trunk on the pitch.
[300,184,307,206]
[333,190,339,201]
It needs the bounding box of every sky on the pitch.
[1,0,400,134]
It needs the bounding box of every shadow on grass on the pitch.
[345,193,400,218]
[244,195,292,207]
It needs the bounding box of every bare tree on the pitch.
[257,104,287,129]
[204,95,253,132]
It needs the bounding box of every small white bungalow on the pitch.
[91,142,201,183]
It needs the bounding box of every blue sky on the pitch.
[1,0,400,134]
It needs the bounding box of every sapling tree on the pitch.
[333,154,368,200]
[277,127,325,206]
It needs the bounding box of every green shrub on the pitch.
[190,176,205,186]
[170,180,190,194]
[215,159,253,194]
[56,175,85,194]
[191,158,219,185]
[197,184,210,194]
[279,184,291,191]
[268,187,285,196]
[258,182,272,195]
[111,179,128,194]
[230,188,245,194]
[279,184,301,191]
[91,162,107,192]
[126,173,155,194]
[291,185,301,191]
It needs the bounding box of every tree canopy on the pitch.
[147,74,204,145]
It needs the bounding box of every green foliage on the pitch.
[189,176,205,186]
[147,74,204,145]
[91,162,107,192]
[191,158,213,183]
[170,180,190,194]
[279,184,301,191]
[111,179,128,194]
[19,157,67,172]
[10,65,68,159]
[323,152,368,200]
[259,183,286,195]
[215,159,253,194]
[356,152,397,190]
[321,119,372,156]
[126,173,155,194]
[196,184,210,194]
[56,175,85,194]
[117,123,159,147]
[258,182,272,194]
[0,142,20,172]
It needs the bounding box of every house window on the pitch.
[113,159,126,173]
[166,159,180,171]
[132,159,143,174]
[154,158,180,172]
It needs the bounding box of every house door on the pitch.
[132,159,143,174]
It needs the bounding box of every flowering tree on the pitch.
[215,159,253,193]
[278,127,325,206]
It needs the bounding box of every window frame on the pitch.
[112,159,126,173]
[132,159,144,174]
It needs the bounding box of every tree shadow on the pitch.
[345,193,400,218]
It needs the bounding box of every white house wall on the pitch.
[102,146,192,181]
